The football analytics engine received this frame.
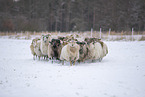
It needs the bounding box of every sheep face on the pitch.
[32,39,39,48]
[41,34,50,44]
[32,39,37,44]
[76,42,86,54]
[68,41,77,48]
[50,39,61,50]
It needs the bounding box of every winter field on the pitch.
[0,37,145,97]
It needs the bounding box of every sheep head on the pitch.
[41,34,51,44]
[68,40,78,48]
[49,39,61,50]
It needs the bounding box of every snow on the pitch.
[0,38,145,97]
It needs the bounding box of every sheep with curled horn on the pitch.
[40,34,51,60]
[60,40,80,66]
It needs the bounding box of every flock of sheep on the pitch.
[30,34,108,65]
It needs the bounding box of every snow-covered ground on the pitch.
[0,38,145,97]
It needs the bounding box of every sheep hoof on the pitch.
[62,61,64,65]
[99,58,102,62]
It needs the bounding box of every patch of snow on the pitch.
[0,39,145,97]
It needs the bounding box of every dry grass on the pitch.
[0,31,145,41]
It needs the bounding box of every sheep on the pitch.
[84,37,109,61]
[94,42,104,61]
[48,39,62,60]
[85,37,101,44]
[34,40,42,60]
[60,40,80,66]
[91,38,108,58]
[76,41,88,62]
[101,42,108,58]
[86,41,103,62]
[61,40,69,47]
[87,42,96,60]
[30,38,40,60]
[30,44,36,60]
[40,34,51,59]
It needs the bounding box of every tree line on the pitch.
[0,0,145,32]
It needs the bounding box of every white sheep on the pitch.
[40,34,51,59]
[47,43,54,60]
[30,44,36,60]
[94,42,104,61]
[34,40,42,60]
[87,42,103,62]
[30,38,40,60]
[60,41,80,66]
[102,42,108,57]
[87,42,96,60]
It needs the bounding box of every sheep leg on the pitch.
[44,56,46,60]
[33,56,35,60]
[73,60,76,66]
[70,61,72,66]
[38,56,40,60]
[69,57,72,66]
[62,60,64,65]
[82,59,85,63]
[78,60,80,64]
[73,57,77,65]
[46,56,48,60]
[51,57,54,64]
[99,58,102,62]
[48,57,51,62]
